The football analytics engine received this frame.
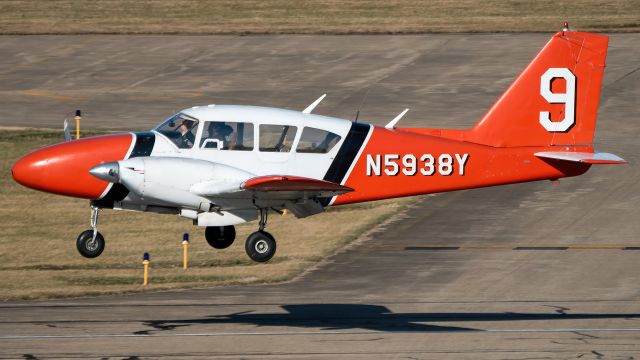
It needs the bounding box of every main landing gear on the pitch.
[245,230,276,263]
[205,208,277,263]
[245,208,276,263]
[205,225,236,249]
[76,206,105,258]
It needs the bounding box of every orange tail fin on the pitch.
[466,30,609,147]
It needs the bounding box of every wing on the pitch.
[241,175,353,218]
[242,175,352,194]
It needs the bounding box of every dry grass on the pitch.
[0,0,638,34]
[0,129,412,300]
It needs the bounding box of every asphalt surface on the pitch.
[1,34,639,359]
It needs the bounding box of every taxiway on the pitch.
[1,33,639,358]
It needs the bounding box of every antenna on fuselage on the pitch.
[353,88,372,123]
[302,94,326,114]
[385,108,410,129]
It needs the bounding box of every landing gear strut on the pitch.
[245,208,276,263]
[76,205,105,258]
[205,225,236,249]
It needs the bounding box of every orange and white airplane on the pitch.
[12,26,625,262]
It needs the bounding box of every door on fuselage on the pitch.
[288,126,344,180]
[256,124,298,170]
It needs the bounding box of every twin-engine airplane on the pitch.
[12,27,625,262]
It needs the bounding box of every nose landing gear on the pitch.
[76,206,105,258]
[245,208,276,263]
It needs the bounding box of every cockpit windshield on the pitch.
[153,113,199,149]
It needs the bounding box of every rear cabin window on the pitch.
[296,127,341,154]
[259,125,297,152]
[200,121,254,151]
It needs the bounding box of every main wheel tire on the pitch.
[245,231,276,263]
[205,225,236,249]
[76,230,105,258]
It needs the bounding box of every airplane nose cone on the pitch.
[12,133,134,199]
[89,162,120,183]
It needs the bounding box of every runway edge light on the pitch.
[143,252,150,286]
[182,233,189,271]
[74,109,81,139]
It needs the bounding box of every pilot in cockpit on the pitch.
[177,119,196,148]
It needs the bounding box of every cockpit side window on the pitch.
[153,113,199,149]
[200,121,254,151]
[259,125,297,152]
[296,127,341,154]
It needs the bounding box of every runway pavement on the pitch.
[1,33,639,358]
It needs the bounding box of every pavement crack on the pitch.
[573,331,600,339]
[604,65,640,88]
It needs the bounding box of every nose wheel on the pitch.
[245,208,277,262]
[76,206,105,258]
[76,230,105,258]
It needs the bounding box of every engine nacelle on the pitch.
[102,157,254,210]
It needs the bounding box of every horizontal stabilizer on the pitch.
[242,175,353,193]
[535,151,626,164]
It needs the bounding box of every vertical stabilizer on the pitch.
[465,31,608,147]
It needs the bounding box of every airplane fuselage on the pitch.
[10,29,622,262]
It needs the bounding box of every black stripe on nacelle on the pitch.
[93,132,155,208]
[319,122,370,206]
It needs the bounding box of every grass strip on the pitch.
[0,0,638,34]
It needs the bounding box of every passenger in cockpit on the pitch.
[207,122,234,149]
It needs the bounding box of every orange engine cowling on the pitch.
[11,134,134,199]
